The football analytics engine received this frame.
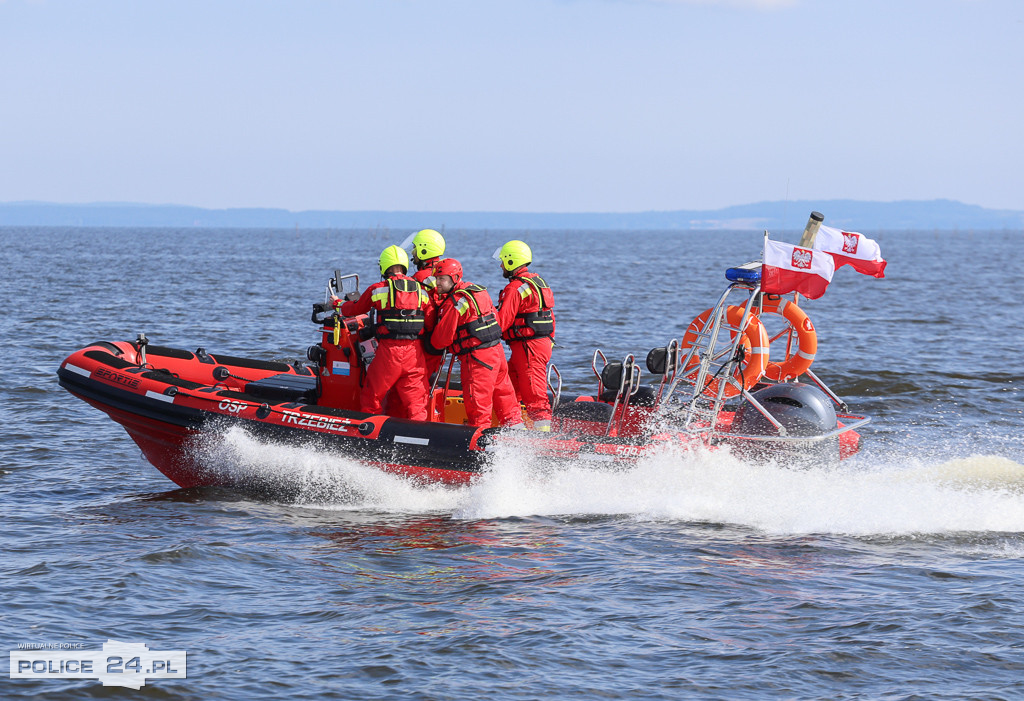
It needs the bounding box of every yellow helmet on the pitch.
[412,229,446,263]
[496,240,532,273]
[379,245,409,276]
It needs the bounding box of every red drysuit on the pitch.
[496,268,555,422]
[338,274,430,421]
[430,282,522,428]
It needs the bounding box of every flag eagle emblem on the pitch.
[791,247,813,269]
[842,233,859,254]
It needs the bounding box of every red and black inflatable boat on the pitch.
[57,269,868,492]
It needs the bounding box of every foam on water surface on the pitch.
[195,426,1024,537]
[192,426,466,512]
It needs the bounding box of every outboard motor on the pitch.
[731,382,839,465]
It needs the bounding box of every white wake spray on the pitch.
[459,442,1024,535]
[190,425,464,511]
[192,425,1024,536]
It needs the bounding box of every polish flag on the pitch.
[814,225,887,278]
[761,239,835,299]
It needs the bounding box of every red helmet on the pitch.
[433,258,463,285]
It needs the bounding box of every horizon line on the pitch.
[0,196,1014,215]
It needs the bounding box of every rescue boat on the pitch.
[56,264,870,492]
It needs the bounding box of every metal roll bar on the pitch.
[606,354,641,436]
[547,363,563,413]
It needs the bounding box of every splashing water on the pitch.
[193,426,1024,536]
[192,425,466,511]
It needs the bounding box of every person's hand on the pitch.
[329,294,341,309]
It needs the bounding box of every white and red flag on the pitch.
[761,239,835,300]
[813,225,887,278]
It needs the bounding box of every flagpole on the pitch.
[762,230,769,301]
[793,211,824,308]
[799,211,824,248]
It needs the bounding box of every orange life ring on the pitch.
[757,296,817,381]
[680,305,769,398]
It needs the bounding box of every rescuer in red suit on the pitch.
[387,228,447,418]
[494,240,555,431]
[429,259,523,429]
[332,245,430,420]
[408,229,448,384]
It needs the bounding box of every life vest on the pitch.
[502,272,555,341]
[372,276,427,340]
[449,284,503,356]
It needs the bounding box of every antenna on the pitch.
[782,178,790,232]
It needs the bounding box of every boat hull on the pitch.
[58,342,493,488]
[58,341,863,493]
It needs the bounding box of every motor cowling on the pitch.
[731,382,839,465]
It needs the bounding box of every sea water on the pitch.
[2,227,1022,699]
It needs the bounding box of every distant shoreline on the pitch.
[2,199,1022,231]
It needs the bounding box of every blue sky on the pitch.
[1,0,1021,212]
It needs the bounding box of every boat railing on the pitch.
[329,271,360,299]
[604,354,641,436]
[429,351,451,397]
[652,279,870,445]
[650,338,682,406]
[803,367,850,413]
[590,349,609,397]
[660,281,761,433]
[547,363,563,413]
[722,415,872,444]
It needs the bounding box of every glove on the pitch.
[344,291,359,302]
